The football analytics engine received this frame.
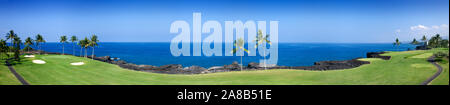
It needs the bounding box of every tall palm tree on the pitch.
[78,39,84,57]
[429,34,443,48]
[0,39,7,59]
[70,36,78,56]
[6,30,17,54]
[232,38,250,71]
[421,35,427,45]
[254,30,271,70]
[393,38,401,51]
[435,34,442,47]
[79,37,90,58]
[89,35,98,59]
[35,34,45,55]
[13,37,21,61]
[60,35,67,55]
[24,37,34,53]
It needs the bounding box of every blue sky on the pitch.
[0,0,448,43]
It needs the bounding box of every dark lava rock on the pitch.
[223,61,241,71]
[157,64,183,71]
[118,63,139,70]
[247,62,260,69]
[367,52,391,60]
[268,58,370,71]
[112,60,127,65]
[93,56,112,62]
[182,65,207,73]
[137,65,156,70]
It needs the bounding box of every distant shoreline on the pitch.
[28,49,394,74]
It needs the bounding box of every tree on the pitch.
[79,37,90,58]
[89,35,98,59]
[429,34,443,48]
[411,38,420,45]
[13,37,21,61]
[35,34,45,55]
[70,36,78,56]
[232,38,250,71]
[0,39,7,60]
[254,30,271,70]
[60,35,68,55]
[6,30,17,55]
[421,35,427,45]
[78,39,84,57]
[393,38,401,51]
[24,37,34,53]
[441,39,449,48]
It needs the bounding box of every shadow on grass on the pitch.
[2,56,30,66]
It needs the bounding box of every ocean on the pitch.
[36,42,416,68]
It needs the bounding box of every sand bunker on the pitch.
[24,55,35,58]
[70,62,85,65]
[32,60,46,64]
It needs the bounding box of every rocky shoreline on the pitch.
[25,50,391,74]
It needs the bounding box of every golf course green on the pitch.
[0,48,448,85]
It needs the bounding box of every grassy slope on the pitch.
[5,48,449,85]
[0,66,21,85]
[0,56,22,85]
[430,54,449,85]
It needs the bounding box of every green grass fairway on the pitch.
[0,57,22,85]
[430,62,449,85]
[0,65,21,85]
[1,48,448,85]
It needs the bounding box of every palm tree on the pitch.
[79,37,90,58]
[89,35,98,59]
[0,39,7,59]
[231,38,250,71]
[411,38,419,45]
[393,38,401,51]
[13,37,21,61]
[254,30,271,70]
[24,37,34,53]
[35,34,45,55]
[6,30,17,54]
[60,36,67,55]
[421,35,427,45]
[78,39,84,57]
[435,34,442,47]
[429,34,443,48]
[70,36,78,55]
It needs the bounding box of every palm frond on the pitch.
[243,48,250,53]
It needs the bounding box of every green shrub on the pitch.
[434,52,448,58]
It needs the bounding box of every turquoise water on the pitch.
[38,42,416,68]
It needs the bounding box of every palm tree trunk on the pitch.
[73,43,75,56]
[38,44,41,55]
[240,56,243,71]
[62,44,64,55]
[9,39,12,57]
[80,47,83,57]
[84,48,87,58]
[91,47,95,59]
[263,44,266,70]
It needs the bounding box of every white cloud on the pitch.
[408,24,449,39]
[395,29,401,33]
[440,24,449,29]
[410,25,429,31]
[432,25,439,29]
